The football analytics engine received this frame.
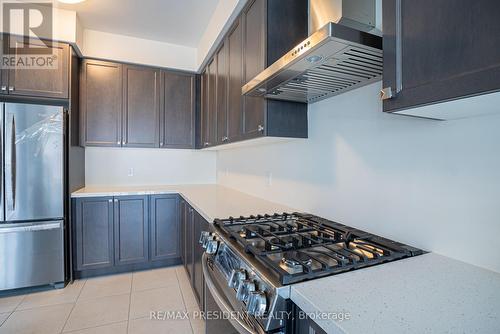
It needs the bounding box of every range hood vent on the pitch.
[242,0,382,104]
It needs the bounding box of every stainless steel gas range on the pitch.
[200,213,424,334]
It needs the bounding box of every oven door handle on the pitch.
[202,253,262,334]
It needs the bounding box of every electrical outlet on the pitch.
[128,168,134,177]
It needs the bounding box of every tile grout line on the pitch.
[127,272,134,334]
[12,294,27,312]
[0,310,14,328]
[60,279,88,333]
[175,267,196,334]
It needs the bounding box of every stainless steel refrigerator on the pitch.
[0,102,65,291]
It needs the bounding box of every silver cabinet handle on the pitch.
[8,86,14,92]
[257,125,264,132]
[116,141,120,145]
[108,199,113,203]
[114,199,118,203]
[1,86,6,92]
[160,142,164,147]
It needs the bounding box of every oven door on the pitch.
[202,253,266,334]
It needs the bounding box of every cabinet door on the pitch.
[193,211,209,306]
[0,34,7,95]
[149,194,180,261]
[185,205,194,280]
[382,0,500,114]
[114,196,149,266]
[74,197,114,270]
[227,19,244,142]
[200,69,210,148]
[161,71,195,148]
[216,43,228,145]
[5,37,69,99]
[122,65,160,148]
[207,59,218,147]
[243,0,266,138]
[179,199,186,264]
[81,60,122,147]
[293,304,327,334]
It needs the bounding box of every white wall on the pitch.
[86,147,216,186]
[217,82,500,273]
[197,0,247,68]
[82,29,197,71]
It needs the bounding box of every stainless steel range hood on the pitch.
[242,0,383,104]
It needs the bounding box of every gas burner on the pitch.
[266,236,298,251]
[281,252,312,268]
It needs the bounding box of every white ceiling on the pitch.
[54,0,220,47]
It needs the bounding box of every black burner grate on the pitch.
[214,213,424,285]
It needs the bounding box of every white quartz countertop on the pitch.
[291,252,500,334]
[71,184,295,222]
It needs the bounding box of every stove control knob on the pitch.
[236,279,255,302]
[199,231,210,246]
[199,231,215,249]
[228,269,246,290]
[247,291,267,317]
[205,239,219,254]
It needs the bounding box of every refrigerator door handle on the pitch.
[0,103,3,217]
[0,221,61,234]
[10,115,16,210]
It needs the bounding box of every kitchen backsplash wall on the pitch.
[86,147,216,186]
[217,82,500,273]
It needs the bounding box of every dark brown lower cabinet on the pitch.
[179,201,210,309]
[192,211,209,307]
[292,303,327,334]
[74,197,114,271]
[150,194,180,261]
[184,203,195,282]
[73,195,180,277]
[114,196,149,266]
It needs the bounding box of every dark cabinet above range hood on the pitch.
[242,0,383,104]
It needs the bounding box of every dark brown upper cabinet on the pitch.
[200,69,209,147]
[122,65,160,148]
[161,71,195,149]
[226,18,244,143]
[2,36,69,99]
[81,59,123,147]
[382,0,500,118]
[208,59,218,147]
[216,43,228,146]
[201,59,218,148]
[199,0,309,148]
[242,0,266,139]
[81,59,196,149]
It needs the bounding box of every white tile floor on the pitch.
[0,266,205,334]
